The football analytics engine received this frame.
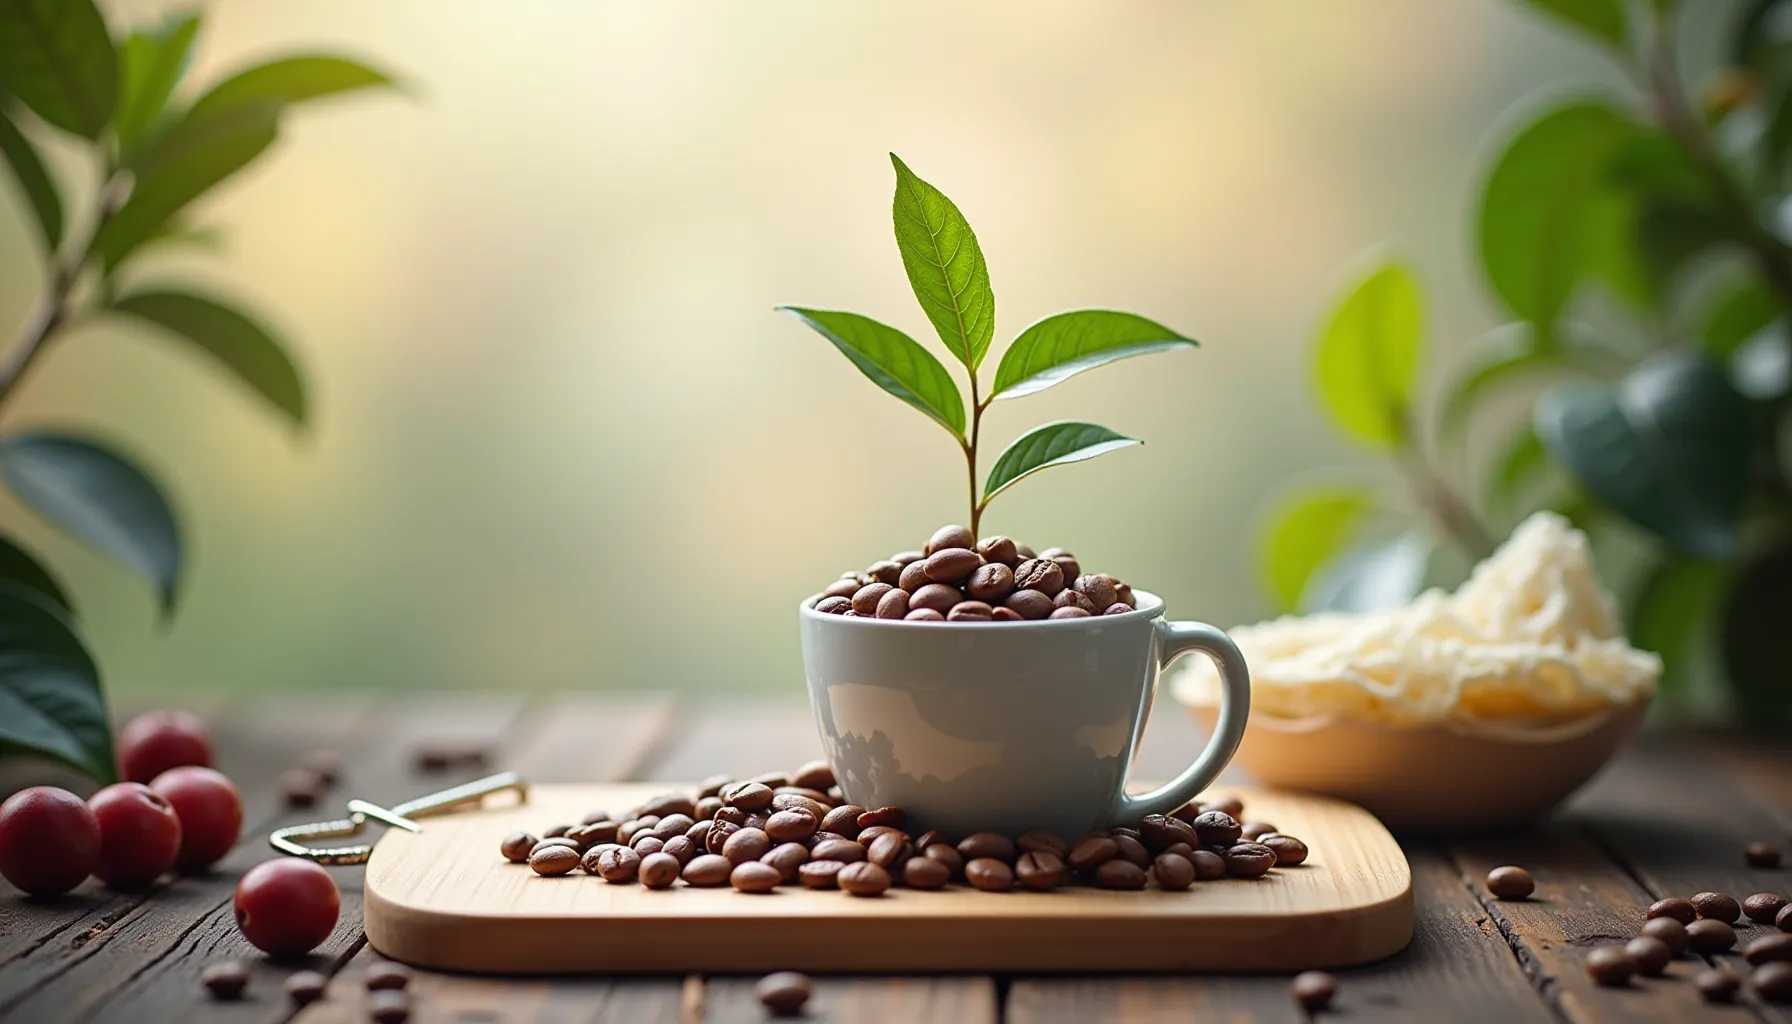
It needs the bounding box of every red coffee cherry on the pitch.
[88,782,183,887]
[149,766,243,870]
[117,710,213,783]
[0,786,101,896]
[234,859,342,956]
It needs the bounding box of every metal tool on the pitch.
[268,771,528,865]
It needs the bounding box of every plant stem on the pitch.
[0,170,119,413]
[964,375,985,539]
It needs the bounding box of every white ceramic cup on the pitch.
[799,590,1251,838]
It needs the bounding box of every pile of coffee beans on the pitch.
[813,525,1139,622]
[1570,884,1792,1003]
[503,762,1308,898]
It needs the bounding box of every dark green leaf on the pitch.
[94,99,279,272]
[982,421,1139,504]
[1731,327,1792,399]
[1517,0,1628,50]
[1439,329,1606,439]
[1478,101,1640,326]
[889,154,994,371]
[1314,259,1422,448]
[1302,532,1430,615]
[1735,0,1791,69]
[1486,426,1555,510]
[1721,542,1792,724]
[1700,278,1777,357]
[989,310,1196,400]
[1258,486,1375,612]
[0,533,72,613]
[1630,557,1726,698]
[1604,129,1706,202]
[1632,200,1727,292]
[112,12,200,158]
[186,55,393,122]
[0,432,182,611]
[0,105,61,249]
[0,0,116,137]
[0,584,112,782]
[1534,349,1749,558]
[110,289,306,424]
[777,307,965,437]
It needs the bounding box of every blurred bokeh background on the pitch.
[0,1,1732,698]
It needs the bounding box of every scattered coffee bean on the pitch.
[857,825,906,848]
[820,580,857,603]
[1095,859,1148,890]
[1687,918,1738,954]
[1017,830,1068,858]
[898,559,931,592]
[947,601,995,621]
[820,804,864,838]
[649,814,695,842]
[633,836,665,857]
[867,833,913,870]
[1747,893,1790,924]
[838,861,892,896]
[1260,834,1309,867]
[1138,815,1195,853]
[1781,903,1792,932]
[924,844,965,879]
[1648,897,1697,924]
[1068,835,1118,870]
[1747,842,1783,868]
[595,846,641,884]
[1154,852,1196,891]
[761,808,817,845]
[811,839,867,863]
[298,748,341,786]
[695,797,723,820]
[640,852,681,889]
[851,582,893,616]
[757,970,813,1017]
[1697,967,1740,1003]
[579,844,618,874]
[799,859,844,889]
[1191,849,1227,880]
[1004,589,1055,620]
[1640,916,1690,956]
[1013,559,1065,597]
[281,768,322,808]
[368,989,411,1023]
[1746,933,1792,966]
[927,524,974,554]
[722,782,774,812]
[858,806,906,830]
[966,857,1016,892]
[1161,841,1195,862]
[865,560,904,586]
[1041,548,1081,579]
[682,854,732,887]
[529,845,580,876]
[1757,962,1792,1003]
[1291,970,1335,1011]
[1112,834,1150,868]
[913,828,947,850]
[958,832,1017,863]
[706,820,740,855]
[1224,843,1277,879]
[365,962,411,991]
[640,793,698,818]
[284,969,326,1006]
[698,775,731,799]
[1192,811,1242,846]
[1016,851,1067,891]
[903,856,951,890]
[1585,945,1636,986]
[722,827,772,866]
[1625,936,1672,976]
[730,860,782,893]
[1487,866,1534,901]
[201,960,248,1000]
[500,831,538,863]
[761,843,810,883]
[1072,574,1118,611]
[1692,891,1741,922]
[1202,795,1246,818]
[617,818,654,845]
[876,588,910,619]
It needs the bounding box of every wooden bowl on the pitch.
[1184,699,1648,832]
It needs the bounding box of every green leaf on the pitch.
[1486,426,1555,510]
[1258,486,1376,612]
[110,289,306,424]
[1534,349,1749,558]
[989,310,1196,400]
[1517,0,1628,49]
[0,584,112,782]
[113,12,200,158]
[1629,557,1726,697]
[981,421,1140,505]
[0,533,73,614]
[1478,102,1640,326]
[1721,542,1792,724]
[1301,531,1430,615]
[1701,278,1777,357]
[1440,330,1607,439]
[0,105,61,249]
[95,99,280,272]
[1314,259,1423,448]
[0,432,182,611]
[0,0,117,138]
[889,154,994,371]
[187,55,393,122]
[777,307,965,436]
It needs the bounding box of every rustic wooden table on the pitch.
[0,691,1787,1023]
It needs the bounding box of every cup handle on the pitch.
[1108,619,1252,825]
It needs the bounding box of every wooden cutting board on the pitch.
[363,783,1411,974]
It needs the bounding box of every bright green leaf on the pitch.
[0,432,183,611]
[113,12,200,158]
[1259,486,1376,612]
[1440,330,1607,439]
[0,584,112,782]
[0,0,117,138]
[0,105,61,249]
[187,55,393,122]
[778,307,965,437]
[1629,557,1726,697]
[989,310,1196,400]
[1302,531,1430,614]
[982,421,1139,504]
[1700,278,1777,357]
[1314,260,1422,448]
[889,154,994,371]
[1517,0,1628,50]
[110,289,306,424]
[0,533,73,614]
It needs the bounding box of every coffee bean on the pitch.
[1748,842,1783,868]
[281,768,322,807]
[414,741,488,772]
[1112,834,1150,868]
[1747,893,1790,924]
[965,857,1015,892]
[1068,835,1118,870]
[1114,581,1134,605]
[1648,896,1696,924]
[529,845,580,876]
[1486,865,1534,900]
[966,563,1016,603]
[990,605,1025,621]
[706,820,740,855]
[1003,589,1055,619]
[1038,547,1079,576]
[1110,826,1141,840]
[1072,574,1118,611]
[957,833,1016,863]
[812,839,867,863]
[898,559,931,592]
[1585,945,1636,987]
[765,809,819,844]
[1781,903,1792,932]
[1013,559,1065,596]
[368,991,411,1024]
[851,582,894,616]
[1048,606,1092,619]
[915,829,949,851]
[816,595,853,614]
[857,825,906,847]
[1153,853,1196,891]
[579,844,618,874]
[924,844,965,879]
[695,797,723,820]
[838,861,892,896]
[1095,859,1148,890]
[638,852,681,889]
[365,962,411,992]
[872,588,911,619]
[1747,933,1792,966]
[500,831,539,863]
[595,846,641,883]
[569,822,618,849]
[1291,970,1335,1011]
[1260,834,1309,867]
[1137,815,1194,853]
[1192,811,1242,846]
[1161,842,1195,863]
[772,788,831,810]
[618,817,658,845]
[723,782,775,812]
[284,970,326,1006]
[1234,821,1275,842]
[682,853,732,887]
[1224,843,1276,879]
[909,583,963,614]
[858,806,906,830]
[904,856,950,890]
[1687,918,1737,953]
[532,836,578,857]
[925,548,983,584]
[759,842,810,884]
[948,601,995,621]
[1697,968,1740,1003]
[820,804,864,838]
[927,525,974,555]
[1625,936,1672,976]
[757,971,813,1017]
[698,775,732,799]
[640,793,697,818]
[722,827,772,866]
[1693,891,1741,922]
[633,836,665,857]
[1168,800,1201,824]
[1640,917,1689,956]
[1016,851,1067,890]
[905,608,946,621]
[1202,795,1246,818]
[787,761,832,793]
[865,560,904,587]
[686,818,715,846]
[743,813,772,833]
[730,860,782,893]
[868,832,913,869]
[1102,603,1134,615]
[1053,588,1096,613]
[799,859,844,889]
[1017,830,1068,858]
[202,960,248,1000]
[892,550,927,567]
[1757,962,1792,1003]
